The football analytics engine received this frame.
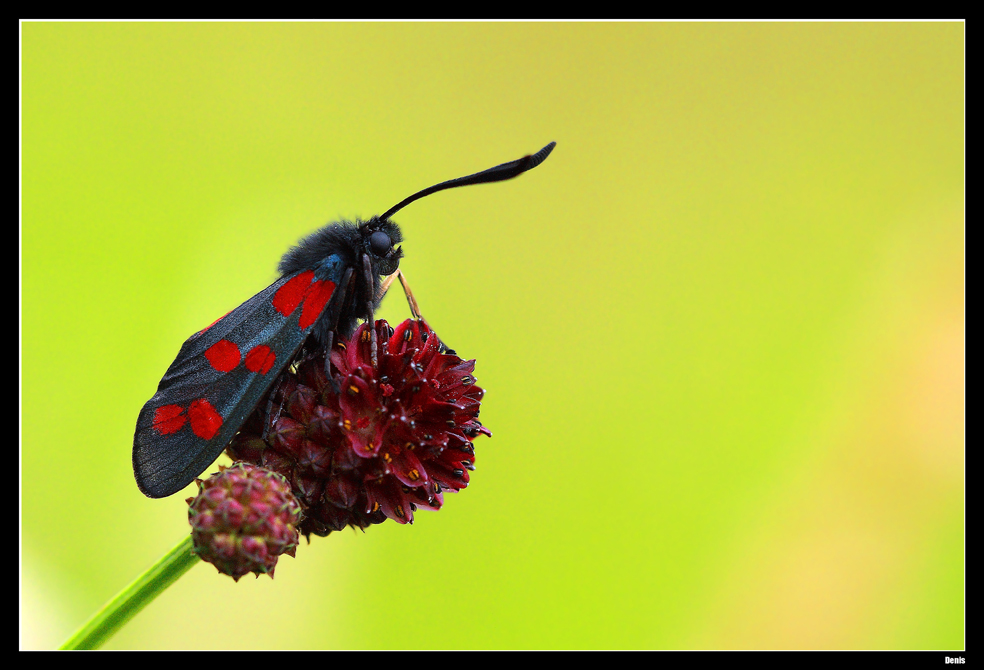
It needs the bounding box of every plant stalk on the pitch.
[59,535,199,650]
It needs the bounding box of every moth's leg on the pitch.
[322,267,355,394]
[396,269,422,320]
[362,254,378,368]
[262,374,289,443]
[396,269,455,355]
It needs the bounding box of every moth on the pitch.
[133,142,556,498]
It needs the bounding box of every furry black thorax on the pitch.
[278,217,404,342]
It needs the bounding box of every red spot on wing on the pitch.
[153,404,187,435]
[272,271,314,317]
[204,339,241,372]
[244,345,276,374]
[188,398,223,440]
[299,279,336,329]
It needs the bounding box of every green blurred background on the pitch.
[21,22,963,650]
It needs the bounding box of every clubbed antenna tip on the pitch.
[380,141,557,221]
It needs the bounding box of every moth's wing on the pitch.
[133,261,351,498]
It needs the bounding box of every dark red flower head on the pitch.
[227,319,490,538]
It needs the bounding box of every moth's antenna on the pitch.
[380,142,556,221]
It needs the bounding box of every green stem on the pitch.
[59,535,200,650]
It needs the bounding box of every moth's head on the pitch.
[361,216,403,277]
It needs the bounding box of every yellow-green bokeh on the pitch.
[21,22,963,649]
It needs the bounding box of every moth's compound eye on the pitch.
[369,231,392,256]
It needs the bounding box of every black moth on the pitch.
[133,142,556,498]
